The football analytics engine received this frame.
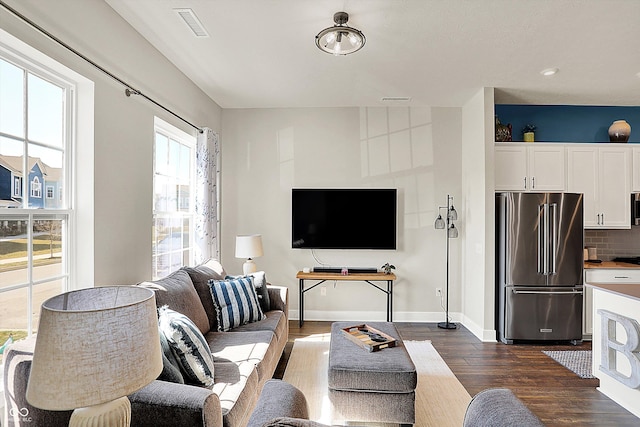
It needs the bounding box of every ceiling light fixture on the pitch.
[540,67,559,77]
[315,11,365,56]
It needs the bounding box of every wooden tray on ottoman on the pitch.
[341,324,397,352]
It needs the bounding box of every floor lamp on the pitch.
[434,194,458,330]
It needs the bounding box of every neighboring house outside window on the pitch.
[152,118,195,280]
[0,35,78,344]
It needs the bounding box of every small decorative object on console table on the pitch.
[608,119,631,142]
[26,286,162,427]
[381,262,396,274]
[235,234,264,275]
[522,124,536,142]
[434,194,459,330]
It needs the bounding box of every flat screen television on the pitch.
[291,188,397,250]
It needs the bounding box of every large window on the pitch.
[0,43,73,346]
[152,118,195,279]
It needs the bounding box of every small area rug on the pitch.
[542,350,594,379]
[283,334,471,426]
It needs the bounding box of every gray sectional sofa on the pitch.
[3,259,290,427]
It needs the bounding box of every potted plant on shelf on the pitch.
[381,263,396,274]
[522,124,536,143]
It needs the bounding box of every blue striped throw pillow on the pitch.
[158,306,215,387]
[209,276,265,332]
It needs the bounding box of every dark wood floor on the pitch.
[275,321,639,427]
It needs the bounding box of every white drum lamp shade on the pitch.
[235,234,264,275]
[26,286,162,427]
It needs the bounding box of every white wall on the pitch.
[221,107,463,322]
[2,0,222,285]
[460,88,496,340]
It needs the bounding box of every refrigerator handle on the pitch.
[537,204,544,275]
[542,203,550,275]
[512,289,583,295]
[550,203,557,275]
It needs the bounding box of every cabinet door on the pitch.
[633,147,640,192]
[495,146,527,191]
[528,145,566,191]
[599,147,630,228]
[567,147,598,227]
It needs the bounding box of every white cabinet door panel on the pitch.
[567,147,598,227]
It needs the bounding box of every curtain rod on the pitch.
[0,1,204,134]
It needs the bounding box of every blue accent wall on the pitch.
[495,105,640,143]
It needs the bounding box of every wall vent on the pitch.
[174,8,209,38]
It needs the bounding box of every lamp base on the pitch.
[70,396,131,427]
[242,259,257,275]
[437,321,458,330]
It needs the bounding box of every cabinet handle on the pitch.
[532,177,536,189]
[524,177,527,189]
[614,276,630,279]
[601,213,604,225]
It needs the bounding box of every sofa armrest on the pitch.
[129,380,223,427]
[267,285,288,314]
[246,380,309,427]
[463,388,544,427]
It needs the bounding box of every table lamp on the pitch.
[235,234,264,275]
[26,286,162,427]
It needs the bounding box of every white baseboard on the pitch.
[461,313,497,342]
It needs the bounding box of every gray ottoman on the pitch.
[328,322,416,426]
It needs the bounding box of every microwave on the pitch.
[634,194,640,226]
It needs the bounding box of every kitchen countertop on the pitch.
[584,261,640,269]
[585,282,640,302]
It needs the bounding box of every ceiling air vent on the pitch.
[381,97,412,102]
[174,8,209,38]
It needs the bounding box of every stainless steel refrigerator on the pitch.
[496,192,584,344]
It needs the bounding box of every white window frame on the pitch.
[0,28,95,338]
[46,185,54,199]
[152,117,196,279]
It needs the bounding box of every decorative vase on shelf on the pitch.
[523,132,535,143]
[608,119,631,143]
[495,116,512,142]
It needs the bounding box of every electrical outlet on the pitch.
[321,287,327,296]
[435,288,442,297]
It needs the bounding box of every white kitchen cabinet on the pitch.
[583,269,640,338]
[567,145,631,229]
[495,144,565,192]
[633,146,640,192]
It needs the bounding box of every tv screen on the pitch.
[292,188,397,250]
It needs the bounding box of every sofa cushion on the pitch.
[158,307,215,387]
[206,330,279,383]
[209,277,264,332]
[182,259,227,332]
[227,271,271,313]
[139,269,210,334]
[212,361,259,427]
[231,310,287,342]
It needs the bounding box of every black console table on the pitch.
[296,271,397,327]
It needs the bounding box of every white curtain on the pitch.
[194,127,219,263]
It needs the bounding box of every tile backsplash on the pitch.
[584,227,640,260]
